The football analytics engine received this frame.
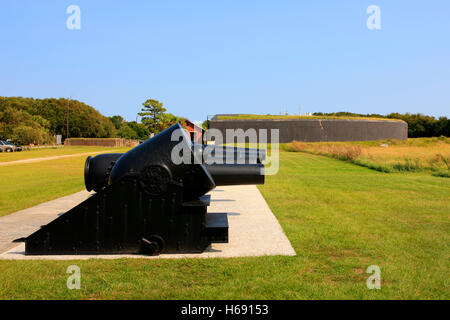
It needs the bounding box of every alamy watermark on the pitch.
[366,5,381,30]
[366,265,381,289]
[66,265,81,290]
[66,5,81,30]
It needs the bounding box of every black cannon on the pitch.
[23,124,265,255]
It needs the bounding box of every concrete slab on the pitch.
[0,186,296,260]
[0,190,92,253]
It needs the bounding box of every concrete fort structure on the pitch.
[209,115,408,143]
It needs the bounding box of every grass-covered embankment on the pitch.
[216,114,402,121]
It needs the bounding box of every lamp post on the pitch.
[67,96,71,139]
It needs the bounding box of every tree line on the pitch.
[2,96,447,144]
[313,112,450,138]
[0,97,116,144]
[0,97,187,145]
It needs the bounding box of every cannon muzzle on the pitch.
[205,163,264,186]
[84,153,122,192]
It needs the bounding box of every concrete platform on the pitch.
[0,186,295,260]
[0,191,91,253]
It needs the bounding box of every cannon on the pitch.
[22,123,265,255]
[84,145,265,193]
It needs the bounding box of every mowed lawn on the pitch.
[0,147,130,217]
[0,152,449,299]
[0,146,129,163]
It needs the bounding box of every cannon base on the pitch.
[24,178,228,256]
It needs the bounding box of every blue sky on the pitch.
[1,1,449,122]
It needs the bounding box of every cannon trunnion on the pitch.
[24,123,265,255]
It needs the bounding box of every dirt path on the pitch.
[0,150,122,166]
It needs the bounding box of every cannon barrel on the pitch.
[84,146,266,192]
[197,145,266,164]
[205,163,264,186]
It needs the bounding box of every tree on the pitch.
[202,120,210,130]
[160,113,186,131]
[0,106,51,144]
[109,115,125,130]
[11,125,49,145]
[138,99,167,134]
[118,124,138,139]
[0,96,116,139]
[126,121,150,140]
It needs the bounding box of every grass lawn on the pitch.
[0,151,448,299]
[0,146,130,163]
[0,147,130,217]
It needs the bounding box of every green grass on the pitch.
[432,170,450,178]
[217,114,403,121]
[0,157,86,217]
[0,152,448,299]
[0,146,130,163]
[0,147,130,217]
